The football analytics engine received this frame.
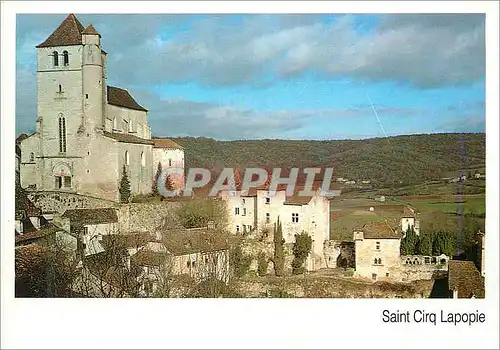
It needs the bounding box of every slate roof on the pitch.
[36,14,86,48]
[107,86,147,112]
[103,131,154,145]
[448,260,485,298]
[358,221,401,239]
[62,208,118,226]
[152,138,183,149]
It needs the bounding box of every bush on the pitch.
[257,252,268,276]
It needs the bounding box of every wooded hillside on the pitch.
[170,133,485,187]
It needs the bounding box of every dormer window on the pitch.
[53,51,59,66]
[63,51,69,66]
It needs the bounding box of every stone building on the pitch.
[221,183,340,271]
[401,206,420,235]
[19,14,184,202]
[353,222,402,281]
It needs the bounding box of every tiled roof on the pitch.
[107,86,147,112]
[103,131,154,145]
[36,14,86,48]
[152,138,183,149]
[448,260,485,298]
[15,224,60,244]
[402,206,416,218]
[284,196,313,205]
[82,24,100,36]
[62,208,118,226]
[160,228,229,255]
[102,233,155,249]
[358,221,401,239]
[15,183,42,219]
[131,250,168,267]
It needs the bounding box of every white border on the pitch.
[2,2,499,349]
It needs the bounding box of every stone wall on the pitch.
[235,275,435,298]
[27,191,118,213]
[118,202,182,233]
[324,240,355,268]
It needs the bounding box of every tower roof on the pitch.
[82,24,101,37]
[36,14,86,48]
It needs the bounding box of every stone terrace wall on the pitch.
[27,191,117,213]
[118,202,182,233]
[235,275,434,298]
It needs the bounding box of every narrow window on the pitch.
[83,227,89,236]
[58,84,62,93]
[123,119,129,132]
[242,208,247,216]
[64,176,72,188]
[113,117,117,130]
[29,152,34,162]
[292,213,299,223]
[386,273,390,277]
[265,197,270,204]
[236,225,240,233]
[58,114,66,153]
[265,213,270,223]
[125,151,129,166]
[141,152,145,167]
[53,51,59,66]
[85,94,89,99]
[242,198,246,204]
[375,241,380,250]
[168,158,172,167]
[234,207,240,215]
[63,51,69,66]
[374,258,378,265]
[55,176,62,189]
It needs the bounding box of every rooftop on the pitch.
[103,131,154,145]
[448,260,485,298]
[36,14,86,48]
[357,221,401,239]
[160,228,229,256]
[62,208,118,226]
[107,86,147,112]
[152,138,183,149]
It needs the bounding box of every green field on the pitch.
[330,193,485,242]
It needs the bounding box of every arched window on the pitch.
[58,114,66,153]
[141,152,145,167]
[378,258,382,265]
[53,51,59,66]
[113,117,117,130]
[29,152,34,162]
[125,151,129,166]
[63,51,69,66]
[374,258,378,265]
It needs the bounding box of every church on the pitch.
[19,14,184,202]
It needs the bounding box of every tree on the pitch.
[272,216,285,277]
[229,245,251,278]
[15,240,78,297]
[292,232,312,275]
[177,198,229,229]
[257,252,268,277]
[401,226,418,255]
[417,234,433,256]
[152,162,162,196]
[432,231,454,257]
[119,165,131,203]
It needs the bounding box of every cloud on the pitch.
[15,14,485,136]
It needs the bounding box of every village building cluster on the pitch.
[15,14,485,299]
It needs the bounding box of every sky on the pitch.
[16,14,485,140]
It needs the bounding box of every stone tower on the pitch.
[32,14,107,194]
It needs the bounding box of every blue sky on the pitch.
[16,14,485,140]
